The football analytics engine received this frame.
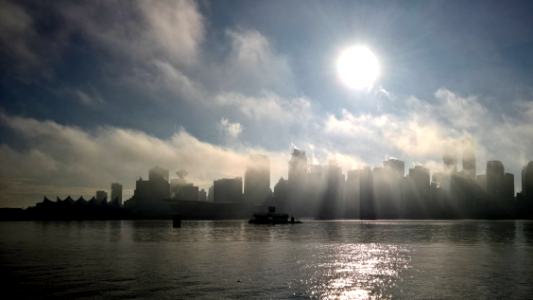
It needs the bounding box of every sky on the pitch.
[1,0,533,208]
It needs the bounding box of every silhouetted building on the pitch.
[244,154,271,204]
[208,185,214,202]
[124,167,172,218]
[111,183,123,205]
[273,177,289,210]
[345,169,361,219]
[199,189,207,201]
[523,162,533,197]
[288,149,307,213]
[321,161,343,219]
[518,162,533,216]
[503,173,515,214]
[96,190,107,202]
[462,137,476,178]
[486,160,504,217]
[178,184,199,201]
[450,171,477,218]
[383,158,405,177]
[214,177,243,203]
[304,165,326,218]
[404,166,430,219]
[360,166,375,219]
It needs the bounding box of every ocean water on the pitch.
[1,220,532,299]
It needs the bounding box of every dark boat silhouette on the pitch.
[248,206,302,224]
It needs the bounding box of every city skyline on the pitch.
[26,139,533,220]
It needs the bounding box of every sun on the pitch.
[337,46,379,90]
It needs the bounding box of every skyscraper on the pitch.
[486,160,504,216]
[405,165,430,219]
[244,154,271,204]
[345,169,361,219]
[360,166,375,219]
[383,158,405,178]
[523,161,533,196]
[462,137,476,177]
[288,149,307,212]
[111,183,123,205]
[443,141,457,173]
[96,190,107,201]
[213,177,243,203]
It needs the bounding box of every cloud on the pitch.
[0,0,39,67]
[218,118,242,138]
[75,89,105,107]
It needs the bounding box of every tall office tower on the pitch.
[288,149,307,212]
[462,137,476,177]
[406,166,430,219]
[178,184,199,201]
[111,183,123,205]
[432,171,452,217]
[503,173,515,212]
[96,190,108,201]
[213,177,243,203]
[305,165,326,218]
[208,185,214,202]
[383,158,405,178]
[486,160,505,216]
[149,166,169,182]
[244,154,271,204]
[443,141,457,173]
[198,189,207,201]
[523,161,533,196]
[321,161,342,219]
[382,159,405,218]
[273,177,289,209]
[345,169,361,219]
[360,166,375,219]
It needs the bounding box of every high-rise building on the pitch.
[305,165,326,218]
[288,149,307,212]
[149,166,169,182]
[443,141,457,173]
[360,166,375,219]
[345,169,361,219]
[214,177,243,203]
[321,161,342,219]
[486,160,505,216]
[244,155,271,204]
[96,190,107,201]
[199,189,207,201]
[523,161,533,196]
[208,185,214,202]
[178,184,199,201]
[111,183,123,205]
[462,137,476,177]
[405,165,430,218]
[383,158,405,178]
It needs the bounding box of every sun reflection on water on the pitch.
[304,243,411,299]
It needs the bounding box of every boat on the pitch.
[248,206,302,224]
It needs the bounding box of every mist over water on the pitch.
[2,220,532,299]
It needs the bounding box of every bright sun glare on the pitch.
[338,46,379,90]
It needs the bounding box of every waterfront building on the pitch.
[214,177,243,203]
[111,183,122,205]
[244,154,271,204]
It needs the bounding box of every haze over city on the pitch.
[2,0,533,210]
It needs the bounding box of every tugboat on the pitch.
[248,206,302,224]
